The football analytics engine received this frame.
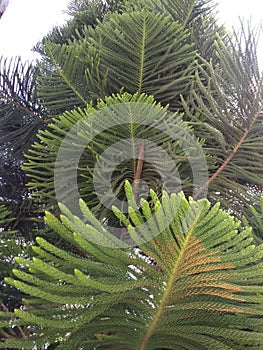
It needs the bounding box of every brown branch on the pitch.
[0,302,27,339]
[132,141,145,203]
[194,104,263,199]
[13,100,48,125]
[0,301,9,313]
[16,216,44,222]
[120,142,145,242]
[193,129,249,199]
[0,92,48,125]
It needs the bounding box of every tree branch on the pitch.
[0,302,27,339]
[193,104,263,199]
[0,92,48,125]
[133,141,145,203]
[193,129,249,199]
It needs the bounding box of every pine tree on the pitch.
[0,0,263,348]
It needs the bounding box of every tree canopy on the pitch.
[0,0,263,349]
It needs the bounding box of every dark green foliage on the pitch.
[0,57,46,157]
[0,56,47,237]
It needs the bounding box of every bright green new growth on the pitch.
[1,189,263,349]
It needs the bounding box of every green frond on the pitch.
[40,0,124,49]
[24,93,205,231]
[89,9,196,108]
[37,39,92,115]
[38,8,197,114]
[1,191,262,349]
[0,204,13,226]
[122,0,225,66]
[0,204,18,275]
[0,56,48,247]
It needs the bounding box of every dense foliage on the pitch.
[0,0,263,348]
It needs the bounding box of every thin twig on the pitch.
[0,301,27,339]
[193,104,263,199]
[193,129,249,199]
[0,92,48,125]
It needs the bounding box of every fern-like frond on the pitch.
[37,8,197,114]
[1,188,262,349]
[90,9,196,108]
[37,39,92,115]
[23,93,205,231]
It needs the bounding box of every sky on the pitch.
[0,0,70,59]
[0,0,262,61]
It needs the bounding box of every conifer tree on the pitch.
[0,0,263,348]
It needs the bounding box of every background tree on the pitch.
[0,0,263,348]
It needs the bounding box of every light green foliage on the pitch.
[0,205,20,263]
[1,189,263,349]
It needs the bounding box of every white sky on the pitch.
[0,0,262,61]
[0,0,70,59]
